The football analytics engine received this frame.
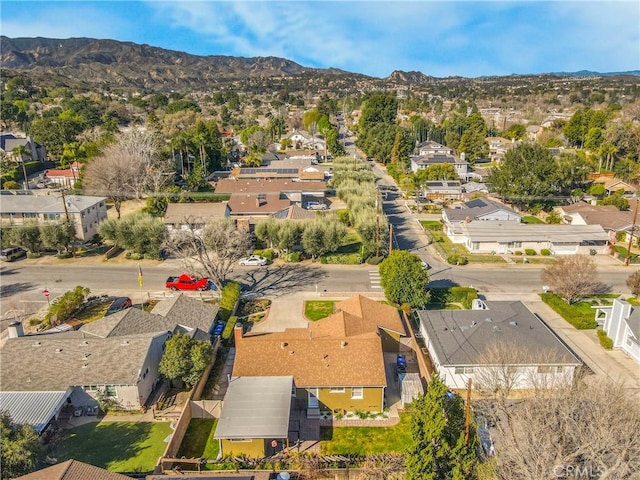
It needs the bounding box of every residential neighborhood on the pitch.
[1,19,640,480]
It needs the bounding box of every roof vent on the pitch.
[509,321,518,327]
[289,350,295,355]
[341,341,347,348]
[493,326,501,332]
[485,317,492,322]
[444,327,448,331]
[280,342,288,349]
[120,340,129,346]
[471,321,477,327]
[81,341,89,346]
[82,364,88,369]
[32,341,42,347]
[55,348,63,353]
[83,353,91,360]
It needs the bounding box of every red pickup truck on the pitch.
[165,274,215,291]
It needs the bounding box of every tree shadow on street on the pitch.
[239,264,328,297]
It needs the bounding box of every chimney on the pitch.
[8,321,24,338]
[233,323,243,346]
[341,341,347,348]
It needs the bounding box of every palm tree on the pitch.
[12,144,31,190]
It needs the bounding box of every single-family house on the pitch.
[446,221,609,255]
[442,198,521,240]
[43,162,81,188]
[163,202,229,234]
[591,176,637,197]
[0,194,107,241]
[282,130,325,151]
[416,300,582,390]
[232,295,406,422]
[415,140,453,156]
[214,376,294,458]
[14,459,132,480]
[271,204,318,221]
[485,136,514,163]
[422,180,463,201]
[410,153,469,179]
[0,295,220,430]
[555,201,639,245]
[525,125,543,142]
[214,179,328,205]
[0,133,47,162]
[227,193,291,219]
[593,299,640,363]
[461,182,489,199]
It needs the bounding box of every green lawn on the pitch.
[304,301,336,321]
[53,421,172,472]
[177,419,219,460]
[539,293,617,329]
[522,215,545,224]
[421,221,506,264]
[320,413,413,455]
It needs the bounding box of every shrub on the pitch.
[447,255,468,266]
[323,252,362,264]
[2,180,21,190]
[320,256,328,264]
[597,329,614,350]
[219,281,241,321]
[525,248,537,256]
[45,286,90,325]
[253,249,274,260]
[514,251,523,256]
[222,315,239,346]
[615,230,626,242]
[286,251,301,262]
[541,248,551,256]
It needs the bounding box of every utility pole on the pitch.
[626,196,639,266]
[464,378,472,445]
[375,213,380,257]
[60,190,76,257]
[389,224,393,254]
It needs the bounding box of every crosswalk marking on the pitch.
[369,270,382,289]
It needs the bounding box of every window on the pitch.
[142,367,149,379]
[104,385,117,397]
[454,366,474,375]
[84,385,97,392]
[291,385,297,397]
[329,387,345,393]
[471,242,480,251]
[351,387,363,399]
[537,366,553,374]
[230,438,252,443]
[508,241,522,249]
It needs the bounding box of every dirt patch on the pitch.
[106,199,145,219]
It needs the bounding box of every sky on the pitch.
[2,1,639,78]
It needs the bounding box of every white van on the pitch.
[0,247,26,262]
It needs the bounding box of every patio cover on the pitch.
[0,388,72,434]
[214,376,293,440]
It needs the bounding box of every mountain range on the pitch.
[1,36,638,91]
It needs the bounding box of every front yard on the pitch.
[421,221,506,264]
[52,421,172,472]
[304,300,336,321]
[539,293,619,329]
[320,413,413,455]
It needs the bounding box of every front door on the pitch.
[308,388,319,408]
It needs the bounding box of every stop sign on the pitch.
[43,288,50,297]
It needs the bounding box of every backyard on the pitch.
[177,419,219,460]
[52,421,172,472]
[320,413,413,455]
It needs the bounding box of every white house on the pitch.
[445,221,609,255]
[410,153,469,179]
[594,299,640,363]
[416,301,582,390]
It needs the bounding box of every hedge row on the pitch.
[597,329,613,350]
[1,161,50,187]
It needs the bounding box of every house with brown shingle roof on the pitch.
[227,192,291,219]
[15,459,131,480]
[163,202,229,233]
[591,176,637,196]
[231,295,405,420]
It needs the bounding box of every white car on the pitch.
[305,201,328,210]
[238,255,268,266]
[421,260,431,270]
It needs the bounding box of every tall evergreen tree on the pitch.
[406,375,478,480]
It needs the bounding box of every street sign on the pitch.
[43,288,50,297]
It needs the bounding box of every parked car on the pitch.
[238,255,268,266]
[305,201,328,210]
[165,274,215,291]
[105,297,132,316]
[0,246,26,262]
[421,260,431,270]
[213,321,225,337]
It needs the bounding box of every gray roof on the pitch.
[627,308,640,339]
[0,194,106,214]
[214,376,293,440]
[444,198,520,222]
[0,389,72,433]
[462,222,609,243]
[0,332,160,391]
[80,294,219,338]
[412,153,467,166]
[416,301,582,366]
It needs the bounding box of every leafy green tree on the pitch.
[414,164,459,186]
[487,143,566,209]
[390,127,414,165]
[8,221,42,255]
[601,191,629,210]
[458,129,489,163]
[626,270,640,298]
[45,285,90,325]
[165,99,201,114]
[302,221,328,259]
[588,183,606,197]
[98,213,167,257]
[584,127,604,151]
[159,332,212,387]
[39,221,75,255]
[1,412,41,479]
[356,92,398,163]
[406,375,478,480]
[379,251,430,308]
[505,124,526,140]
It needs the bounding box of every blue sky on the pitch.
[2,1,639,78]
